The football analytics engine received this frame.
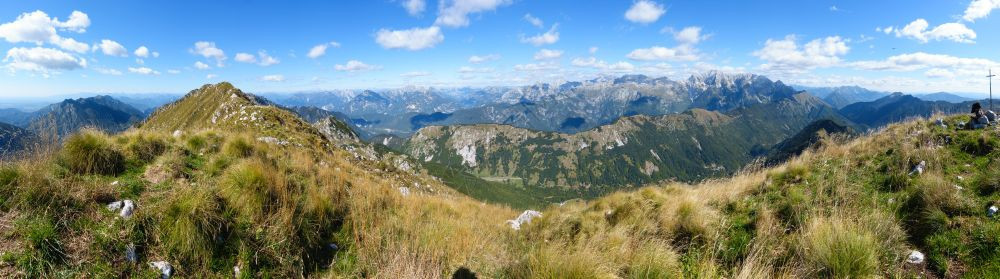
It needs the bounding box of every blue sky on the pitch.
[1,0,999,97]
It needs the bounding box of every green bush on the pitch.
[61,130,125,175]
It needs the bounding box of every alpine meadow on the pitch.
[2,1,1000,278]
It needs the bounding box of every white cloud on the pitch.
[128,67,159,75]
[206,74,218,79]
[626,45,699,61]
[468,54,500,63]
[925,68,955,79]
[963,0,1000,22]
[625,0,665,24]
[876,26,894,35]
[524,14,543,28]
[589,47,598,54]
[851,52,999,73]
[571,57,605,68]
[404,0,426,16]
[191,41,226,66]
[0,10,90,53]
[3,47,86,73]
[673,26,708,45]
[257,50,279,66]
[570,57,635,73]
[375,26,444,50]
[234,51,278,66]
[234,52,256,63]
[752,35,849,73]
[167,69,180,74]
[260,74,285,82]
[521,24,559,46]
[435,0,512,28]
[152,52,159,58]
[401,71,431,77]
[514,61,558,71]
[134,46,150,58]
[335,60,380,72]
[533,49,563,60]
[307,41,340,59]
[135,58,144,65]
[97,39,128,57]
[458,66,494,73]
[94,67,122,75]
[893,19,976,43]
[194,61,210,70]
[829,6,840,12]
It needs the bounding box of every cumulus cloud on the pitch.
[3,47,86,74]
[524,14,543,28]
[128,67,159,75]
[893,19,976,43]
[257,51,279,66]
[673,26,709,45]
[234,53,255,63]
[401,71,431,77]
[628,26,706,62]
[0,10,90,53]
[97,39,128,57]
[468,54,500,63]
[194,61,210,70]
[260,74,285,82]
[521,24,559,46]
[335,60,380,72]
[134,46,150,58]
[375,26,444,50]
[570,57,634,72]
[752,35,849,73]
[435,0,512,27]
[626,45,699,61]
[234,50,279,66]
[403,0,426,16]
[533,49,563,60]
[206,74,218,79]
[625,0,665,24]
[963,0,1000,22]
[191,41,226,66]
[307,41,340,59]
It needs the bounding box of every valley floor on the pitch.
[1,114,999,278]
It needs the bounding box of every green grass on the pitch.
[60,129,125,175]
[798,217,878,278]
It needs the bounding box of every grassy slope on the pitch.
[1,82,997,277]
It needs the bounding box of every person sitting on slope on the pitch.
[970,102,990,129]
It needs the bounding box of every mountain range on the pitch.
[2,81,996,277]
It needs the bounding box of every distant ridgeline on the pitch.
[401,90,852,193]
